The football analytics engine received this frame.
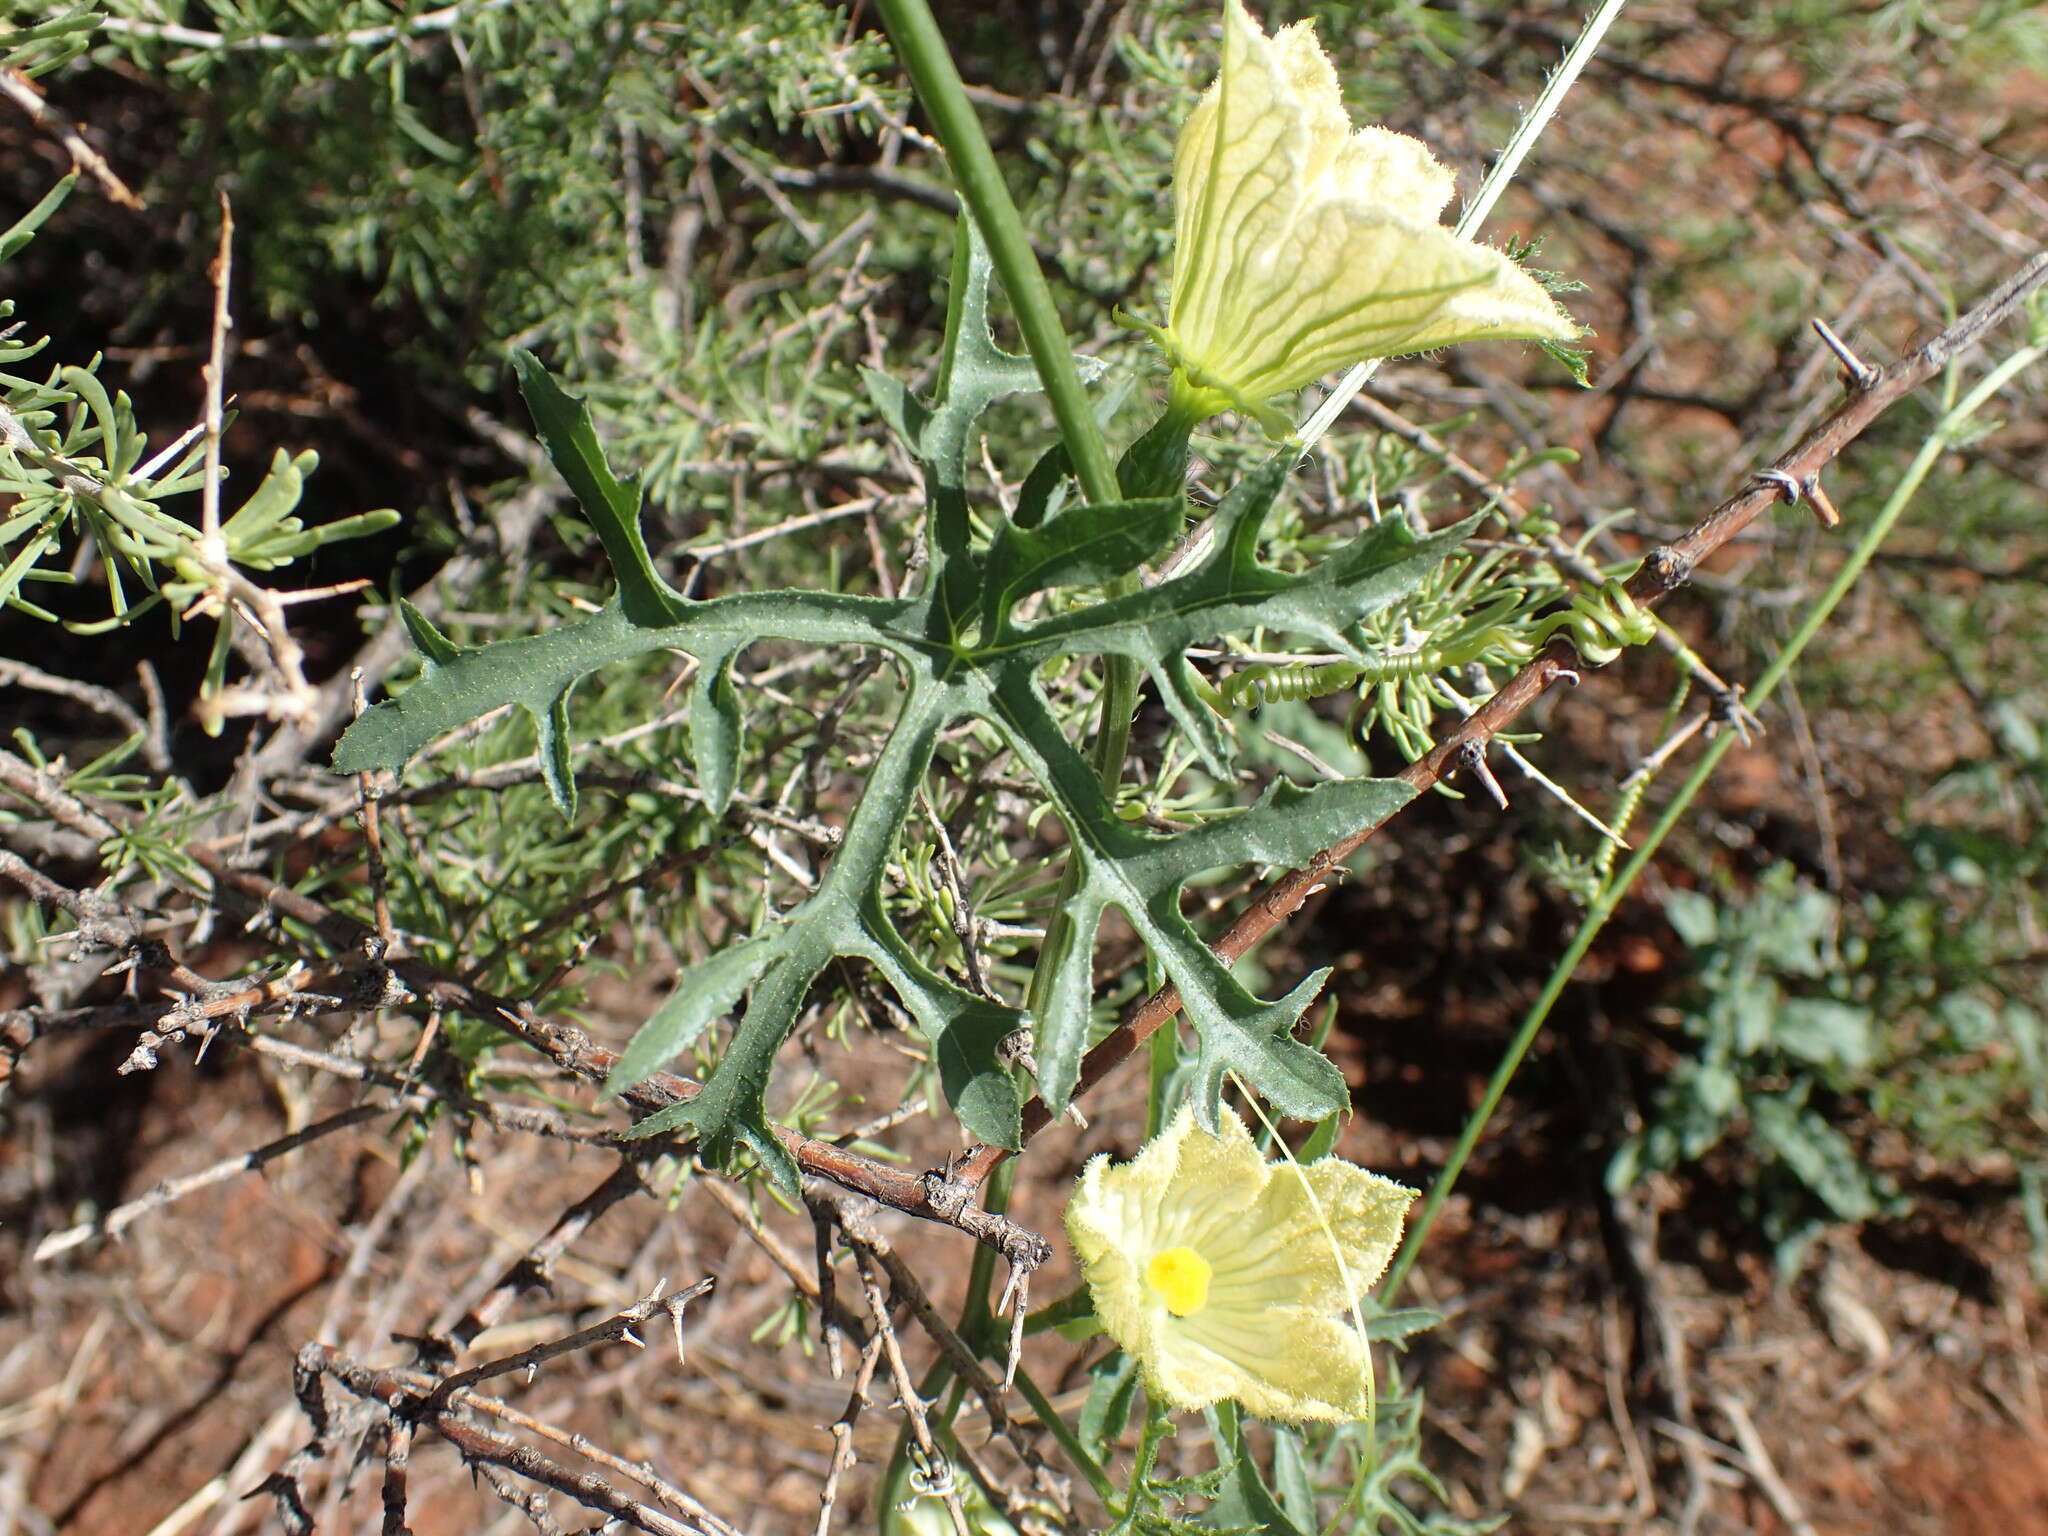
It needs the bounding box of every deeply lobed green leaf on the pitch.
[336,240,1465,1189]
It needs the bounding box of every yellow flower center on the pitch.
[1144,1245,1213,1317]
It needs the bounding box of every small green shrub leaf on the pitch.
[1773,998,1875,1072]
[1751,1090,1883,1223]
[0,173,75,262]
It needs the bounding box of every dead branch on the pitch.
[450,1162,653,1350]
[298,1341,713,1536]
[419,1372,748,1536]
[0,66,143,207]
[33,1102,383,1260]
[422,1279,712,1415]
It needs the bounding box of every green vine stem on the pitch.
[1013,1364,1120,1505]
[1379,332,2047,1301]
[1022,400,1205,1028]
[874,0,1119,507]
[877,0,1156,1050]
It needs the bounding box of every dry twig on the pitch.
[0,66,142,207]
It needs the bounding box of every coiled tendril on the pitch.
[1218,568,1653,760]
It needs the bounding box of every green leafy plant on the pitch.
[0,5,98,77]
[335,226,1461,1188]
[1609,865,1900,1268]
[0,170,398,723]
[9,2,2043,1532]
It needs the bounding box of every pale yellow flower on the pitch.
[1151,0,1578,432]
[1064,1106,1415,1423]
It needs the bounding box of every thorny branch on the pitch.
[419,1278,713,1416]
[807,1182,1029,1444]
[295,1330,718,1536]
[817,1328,889,1536]
[844,1246,973,1536]
[0,740,1052,1260]
[32,1102,384,1260]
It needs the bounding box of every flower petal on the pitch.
[1198,1150,1413,1315]
[1262,1155,1417,1311]
[1171,0,1313,350]
[1156,1304,1373,1421]
[1327,125,1455,224]
[1158,0,1581,419]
